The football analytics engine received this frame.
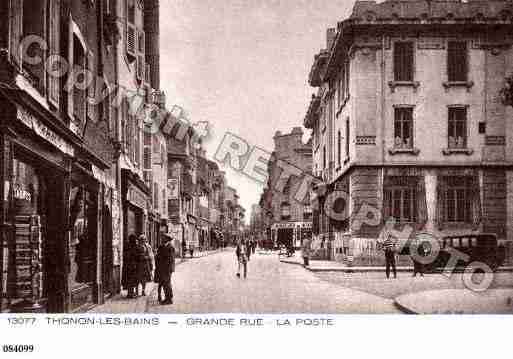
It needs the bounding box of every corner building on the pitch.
[304,0,513,265]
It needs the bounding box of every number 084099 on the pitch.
[2,345,35,353]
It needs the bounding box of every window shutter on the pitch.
[9,0,23,67]
[67,19,74,120]
[48,0,61,106]
[87,51,95,121]
[126,23,136,58]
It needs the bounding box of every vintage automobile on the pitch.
[406,232,510,272]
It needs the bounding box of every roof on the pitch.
[308,50,330,87]
[322,0,513,81]
[350,0,513,22]
[303,94,321,129]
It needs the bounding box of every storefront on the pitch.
[0,99,74,313]
[121,169,150,290]
[68,164,100,312]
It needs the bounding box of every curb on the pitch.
[279,259,513,274]
[393,299,418,314]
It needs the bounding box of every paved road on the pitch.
[316,271,513,300]
[148,249,400,314]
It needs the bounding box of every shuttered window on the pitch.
[394,41,414,82]
[48,0,61,106]
[345,118,350,159]
[337,130,341,166]
[8,0,23,67]
[447,41,468,82]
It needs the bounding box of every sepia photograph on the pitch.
[1,0,513,334]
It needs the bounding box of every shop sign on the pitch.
[168,178,179,199]
[17,107,75,157]
[272,222,312,230]
[13,184,32,201]
[92,165,115,189]
[127,184,147,210]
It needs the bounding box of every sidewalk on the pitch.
[395,288,513,314]
[279,253,513,273]
[88,248,226,313]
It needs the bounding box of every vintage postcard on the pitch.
[1,0,513,357]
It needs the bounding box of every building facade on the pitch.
[259,128,313,249]
[304,0,513,265]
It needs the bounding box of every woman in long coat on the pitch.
[137,235,153,296]
[124,234,140,298]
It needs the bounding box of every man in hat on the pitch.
[154,234,176,304]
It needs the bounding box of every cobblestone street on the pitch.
[148,250,400,314]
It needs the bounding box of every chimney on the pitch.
[327,28,336,50]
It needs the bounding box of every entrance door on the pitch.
[102,206,113,298]
[277,228,294,248]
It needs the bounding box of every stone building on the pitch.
[304,0,513,264]
[0,0,124,312]
[260,128,313,249]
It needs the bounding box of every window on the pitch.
[384,177,418,223]
[345,118,350,159]
[447,41,468,82]
[448,107,467,149]
[72,35,87,129]
[281,202,291,220]
[102,83,111,132]
[344,60,350,99]
[22,0,46,92]
[303,204,312,221]
[394,107,414,149]
[323,146,326,170]
[444,177,473,223]
[143,129,151,170]
[154,182,159,207]
[127,0,136,24]
[283,178,292,195]
[394,41,414,82]
[337,130,341,166]
[337,60,350,108]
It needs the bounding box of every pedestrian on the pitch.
[236,240,248,279]
[154,234,176,305]
[412,240,426,277]
[246,240,251,262]
[382,235,397,279]
[124,234,139,298]
[189,244,194,258]
[302,237,311,267]
[137,235,154,296]
[181,240,187,259]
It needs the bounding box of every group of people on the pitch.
[123,233,176,305]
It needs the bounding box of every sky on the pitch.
[159,0,356,218]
